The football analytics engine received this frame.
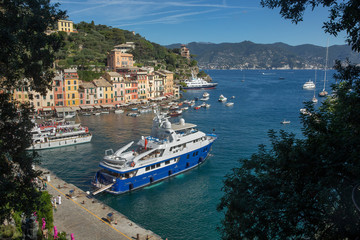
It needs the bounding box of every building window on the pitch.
[68,81,70,85]
[72,100,75,105]
[68,86,71,90]
[80,100,83,104]
[74,80,76,84]
[72,93,75,98]
[74,86,77,90]
[50,95,53,99]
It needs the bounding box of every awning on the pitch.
[94,105,101,109]
[71,106,80,111]
[101,104,114,108]
[42,107,54,111]
[55,107,75,112]
[80,105,94,109]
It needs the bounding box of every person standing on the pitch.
[58,195,62,205]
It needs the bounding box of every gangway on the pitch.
[92,183,114,195]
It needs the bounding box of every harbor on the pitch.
[37,69,336,239]
[36,166,161,240]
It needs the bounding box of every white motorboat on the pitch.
[183,73,218,90]
[202,92,210,98]
[281,120,291,124]
[225,102,234,107]
[218,94,227,102]
[115,109,124,114]
[303,80,316,90]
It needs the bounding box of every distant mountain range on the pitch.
[167,41,360,69]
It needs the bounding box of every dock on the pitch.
[37,166,162,240]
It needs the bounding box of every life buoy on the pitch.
[130,162,135,167]
[85,127,89,133]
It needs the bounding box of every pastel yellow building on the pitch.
[64,69,80,107]
[57,20,74,33]
[137,71,148,100]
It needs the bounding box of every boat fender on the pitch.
[129,183,134,191]
[199,157,204,163]
[186,162,190,168]
[168,170,172,176]
[150,177,154,183]
[85,127,89,133]
[130,162,135,167]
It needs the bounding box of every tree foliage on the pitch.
[218,1,360,239]
[218,62,360,238]
[261,0,360,52]
[0,0,65,223]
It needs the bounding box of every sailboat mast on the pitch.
[323,39,329,91]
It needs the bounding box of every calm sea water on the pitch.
[39,69,336,240]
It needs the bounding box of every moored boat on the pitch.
[218,94,227,102]
[27,122,92,150]
[303,80,316,90]
[92,112,217,195]
[225,102,234,107]
[183,73,217,90]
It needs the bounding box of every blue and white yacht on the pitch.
[92,112,217,195]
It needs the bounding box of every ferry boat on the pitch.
[183,73,217,90]
[27,122,92,150]
[92,112,217,195]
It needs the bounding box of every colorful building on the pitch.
[63,69,80,107]
[181,44,190,59]
[153,71,165,97]
[159,70,174,96]
[57,20,74,33]
[79,81,96,106]
[107,50,134,70]
[137,71,148,100]
[124,77,138,103]
[92,77,113,105]
[104,72,125,104]
[53,72,65,107]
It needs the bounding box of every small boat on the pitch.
[115,109,124,114]
[312,96,318,103]
[65,114,75,119]
[131,107,138,111]
[205,104,211,108]
[82,113,91,116]
[181,107,189,111]
[194,106,201,110]
[200,97,209,101]
[303,80,316,90]
[281,120,291,124]
[127,112,140,117]
[300,108,312,116]
[203,92,210,98]
[231,96,235,99]
[168,110,182,117]
[225,102,234,107]
[318,90,328,97]
[94,112,101,116]
[200,102,206,108]
[218,94,227,102]
[101,111,110,114]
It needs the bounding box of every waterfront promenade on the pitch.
[37,166,162,240]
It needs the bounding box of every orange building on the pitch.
[107,49,134,70]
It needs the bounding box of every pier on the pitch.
[37,166,162,240]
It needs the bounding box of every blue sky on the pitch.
[52,0,347,47]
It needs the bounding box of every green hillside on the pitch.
[55,21,196,81]
[167,41,360,69]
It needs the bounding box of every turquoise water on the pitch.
[39,69,336,240]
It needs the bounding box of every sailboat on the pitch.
[312,68,318,103]
[319,40,329,97]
